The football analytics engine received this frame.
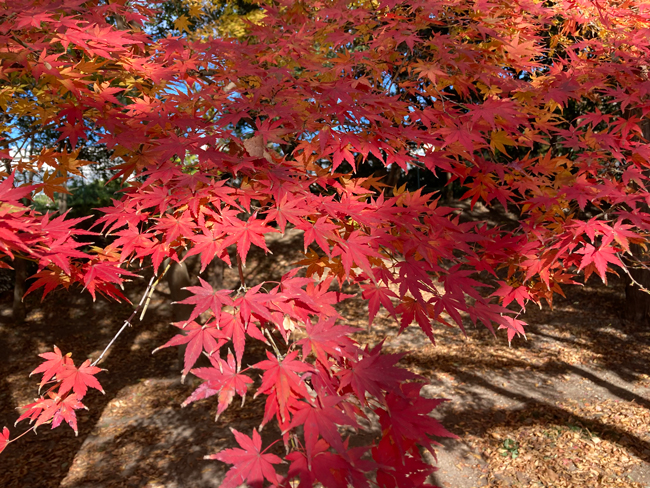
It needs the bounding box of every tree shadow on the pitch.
[380,275,650,486]
[0,275,185,487]
[54,384,282,488]
[428,398,650,487]
[1,228,648,487]
[523,274,650,383]
[0,232,304,488]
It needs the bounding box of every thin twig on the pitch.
[91,319,132,367]
[388,55,408,93]
[433,85,450,117]
[140,261,170,320]
[91,266,168,367]
[618,253,650,295]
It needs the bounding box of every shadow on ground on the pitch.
[0,231,303,488]
[0,231,648,487]
[365,275,650,487]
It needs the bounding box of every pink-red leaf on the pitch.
[0,427,9,454]
[177,277,234,323]
[183,352,253,420]
[338,343,419,405]
[254,351,314,422]
[206,428,283,488]
[58,360,104,398]
[30,345,72,389]
[153,321,227,377]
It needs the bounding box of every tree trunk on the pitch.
[625,244,650,324]
[13,258,26,323]
[624,110,650,324]
[165,259,193,324]
[164,256,223,374]
[443,171,454,203]
[57,191,67,214]
[385,163,401,193]
[164,259,193,373]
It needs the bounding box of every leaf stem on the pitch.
[237,254,246,292]
[5,425,35,445]
[264,328,282,358]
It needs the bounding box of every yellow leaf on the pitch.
[174,15,191,33]
[75,59,106,74]
[393,183,407,197]
[188,4,203,18]
[296,248,331,279]
[477,82,502,98]
[490,130,516,155]
[554,170,574,189]
[41,174,70,200]
[55,149,92,176]
[546,99,563,113]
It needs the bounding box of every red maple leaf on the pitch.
[186,227,231,272]
[0,427,9,455]
[265,193,308,233]
[51,394,86,435]
[206,428,283,488]
[110,225,155,260]
[183,352,253,420]
[222,214,278,266]
[16,392,64,432]
[82,262,137,301]
[286,439,329,488]
[492,282,531,310]
[177,277,234,323]
[217,312,247,368]
[297,217,338,256]
[0,173,33,205]
[289,395,358,462]
[15,396,51,427]
[377,383,456,460]
[297,318,359,369]
[255,117,287,144]
[152,212,195,244]
[254,351,314,422]
[361,283,397,326]
[577,243,623,283]
[603,220,638,253]
[236,284,274,324]
[373,435,437,488]
[310,442,371,488]
[497,315,527,345]
[337,343,419,405]
[332,231,381,279]
[396,297,438,343]
[153,321,228,377]
[29,345,72,390]
[58,360,104,398]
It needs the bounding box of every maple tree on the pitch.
[2,0,650,486]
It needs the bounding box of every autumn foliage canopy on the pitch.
[1,0,650,486]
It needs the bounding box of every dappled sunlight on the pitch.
[341,274,650,487]
[59,379,227,488]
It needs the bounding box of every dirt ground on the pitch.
[0,231,649,488]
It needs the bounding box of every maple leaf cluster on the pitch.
[1,0,650,485]
[3,346,103,449]
[0,173,133,300]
